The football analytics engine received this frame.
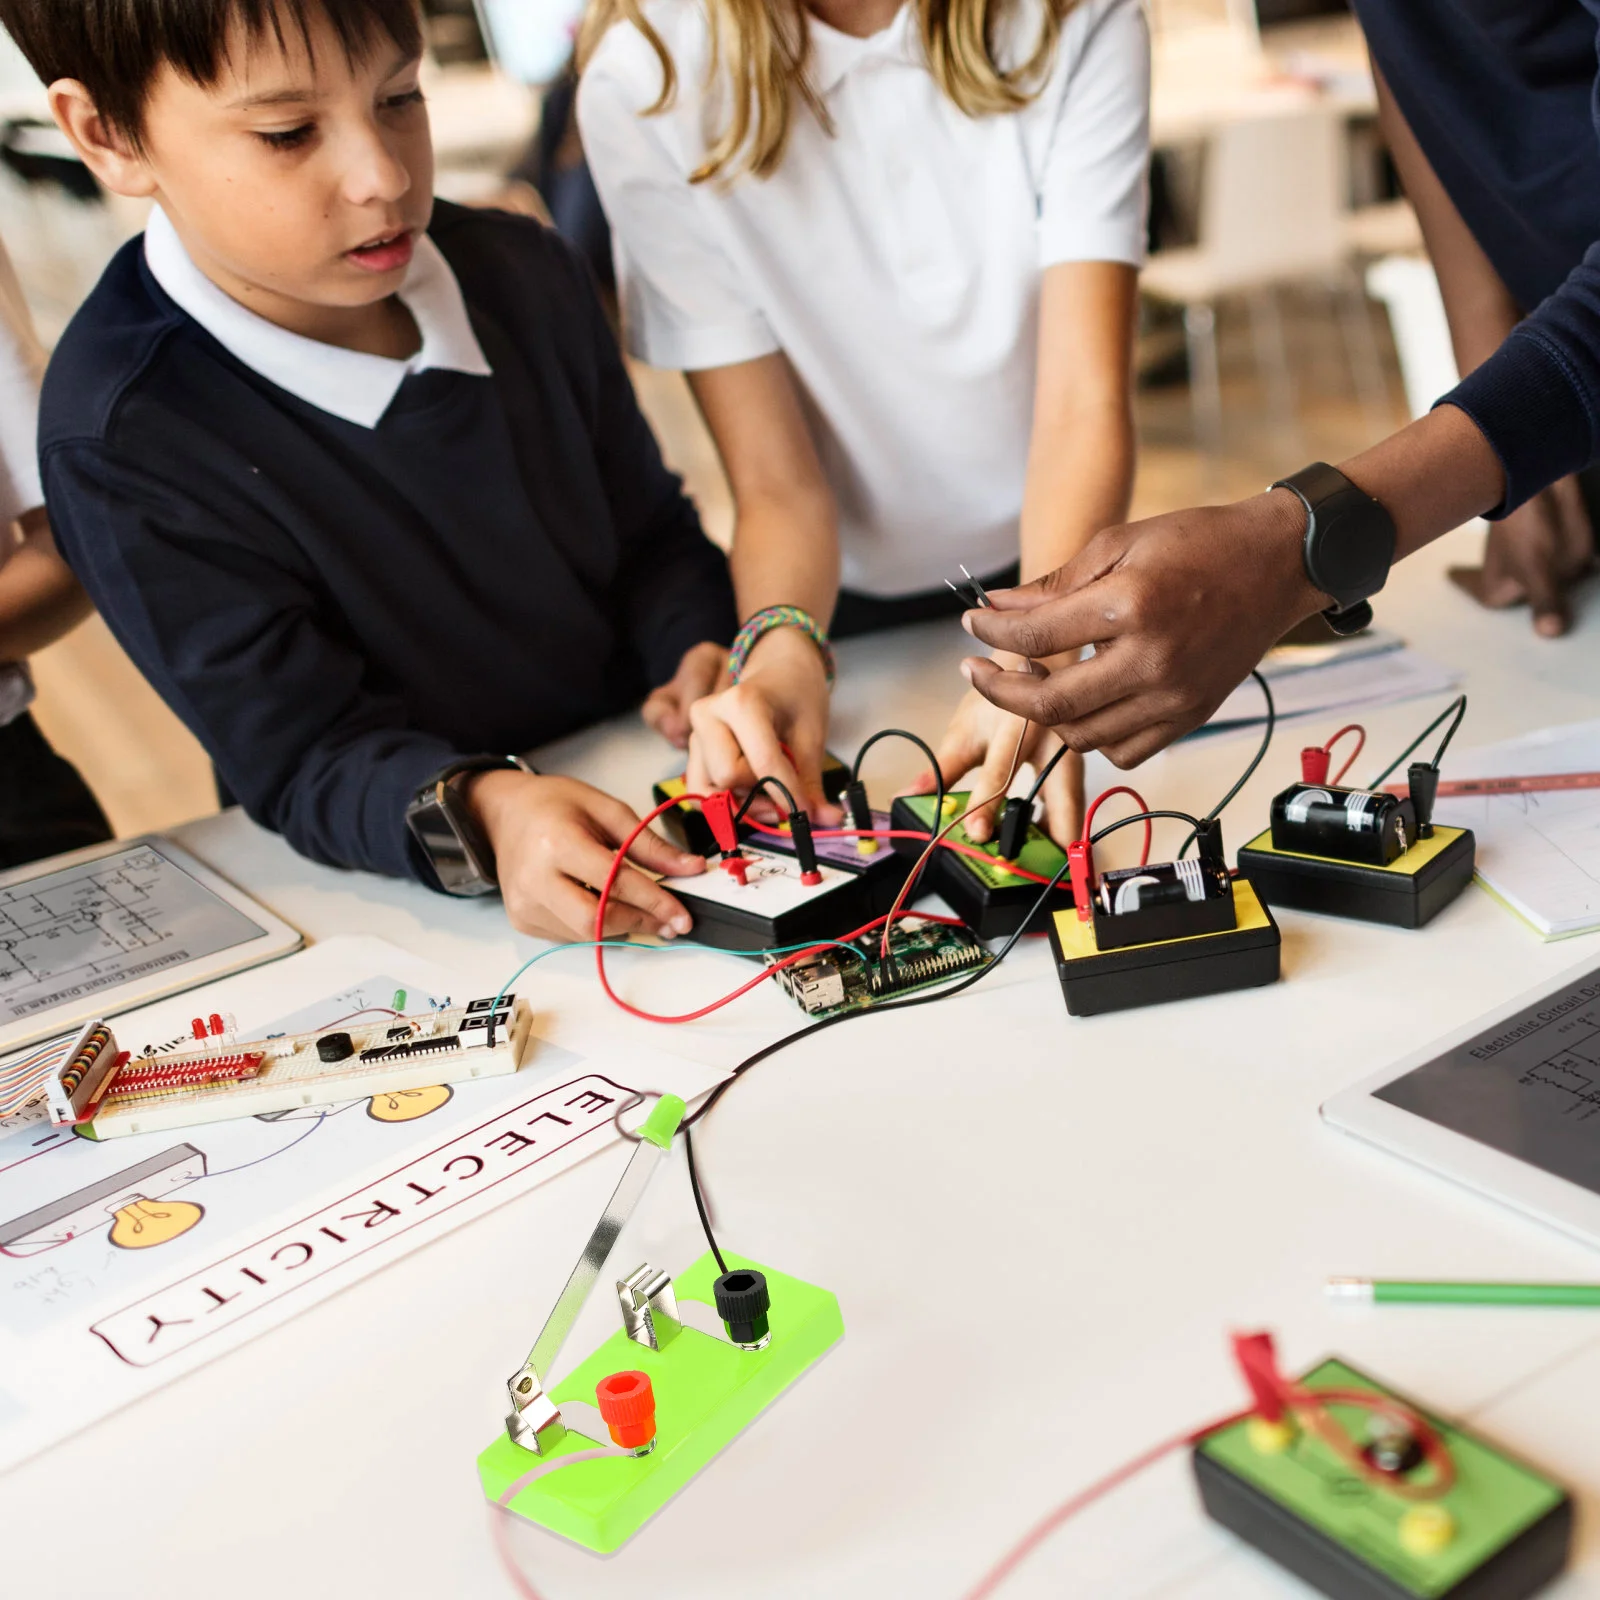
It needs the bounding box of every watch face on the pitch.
[1313,489,1396,605]
[407,789,497,895]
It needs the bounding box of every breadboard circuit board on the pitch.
[83,995,533,1139]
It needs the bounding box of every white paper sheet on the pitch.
[1202,645,1461,733]
[1431,719,1600,938]
[0,935,726,1474]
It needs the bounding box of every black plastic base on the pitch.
[1238,827,1475,930]
[887,794,1072,938]
[1048,881,1280,1017]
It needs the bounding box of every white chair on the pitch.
[1141,105,1381,459]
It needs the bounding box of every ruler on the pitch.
[1382,771,1600,799]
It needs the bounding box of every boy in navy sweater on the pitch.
[7,0,732,942]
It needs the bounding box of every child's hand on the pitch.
[919,661,1085,848]
[465,770,703,943]
[685,626,840,822]
[643,641,729,748]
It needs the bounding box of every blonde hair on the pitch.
[578,0,1079,183]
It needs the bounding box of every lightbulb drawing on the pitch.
[367,1084,453,1122]
[109,1197,204,1249]
[1,1143,207,1257]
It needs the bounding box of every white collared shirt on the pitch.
[579,0,1149,596]
[143,205,492,429]
[0,233,45,725]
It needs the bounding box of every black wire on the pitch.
[1091,809,1203,848]
[850,727,944,827]
[1026,739,1071,805]
[732,774,800,826]
[681,857,1072,1140]
[1368,694,1469,789]
[682,1124,728,1275]
[1179,669,1276,858]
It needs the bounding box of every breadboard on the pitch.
[83,996,532,1139]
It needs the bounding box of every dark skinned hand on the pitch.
[960,490,1326,766]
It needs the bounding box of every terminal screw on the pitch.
[713,1268,772,1350]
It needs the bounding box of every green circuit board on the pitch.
[764,917,987,1017]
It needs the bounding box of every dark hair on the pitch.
[0,0,423,147]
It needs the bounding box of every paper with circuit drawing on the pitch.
[0,934,725,1475]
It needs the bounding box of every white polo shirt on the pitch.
[143,204,492,427]
[578,0,1149,597]
[0,234,46,725]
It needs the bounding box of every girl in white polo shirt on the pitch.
[577,0,1148,842]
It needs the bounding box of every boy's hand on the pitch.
[465,770,703,943]
[918,664,1085,848]
[642,641,729,748]
[685,626,840,822]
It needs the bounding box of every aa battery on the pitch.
[1269,783,1416,866]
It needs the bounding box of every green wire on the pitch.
[490,933,878,1012]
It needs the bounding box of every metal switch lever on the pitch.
[503,1094,686,1453]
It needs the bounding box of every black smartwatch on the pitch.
[1271,462,1397,636]
[405,755,535,896]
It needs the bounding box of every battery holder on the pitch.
[1194,1356,1571,1600]
[888,791,1072,938]
[1047,878,1281,1017]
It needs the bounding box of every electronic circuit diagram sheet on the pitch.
[0,844,264,1027]
[1375,969,1600,1193]
[0,935,727,1476]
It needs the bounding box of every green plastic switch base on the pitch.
[889,791,1072,937]
[478,1253,843,1553]
[1194,1358,1571,1599]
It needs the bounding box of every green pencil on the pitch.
[1327,1277,1600,1307]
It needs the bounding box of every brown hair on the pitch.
[578,0,1080,183]
[0,0,423,150]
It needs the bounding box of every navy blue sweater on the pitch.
[41,202,734,884]
[1353,0,1600,513]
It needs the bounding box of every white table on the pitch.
[10,519,1600,1599]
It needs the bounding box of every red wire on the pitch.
[1322,724,1367,785]
[1079,786,1152,865]
[962,1408,1252,1599]
[590,796,967,1024]
[743,819,1062,887]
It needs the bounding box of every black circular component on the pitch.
[713,1268,771,1347]
[1363,1427,1424,1477]
[316,1031,355,1063]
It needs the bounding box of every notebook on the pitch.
[1431,718,1600,939]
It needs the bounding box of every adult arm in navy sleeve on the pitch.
[42,438,466,882]
[1368,60,1596,637]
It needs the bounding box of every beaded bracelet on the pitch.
[726,604,836,686]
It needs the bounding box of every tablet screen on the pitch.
[1376,965,1600,1195]
[0,844,267,1027]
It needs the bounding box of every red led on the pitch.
[191,1018,207,1040]
[208,1013,225,1035]
[595,1370,656,1451]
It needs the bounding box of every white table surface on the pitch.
[11,519,1600,1599]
